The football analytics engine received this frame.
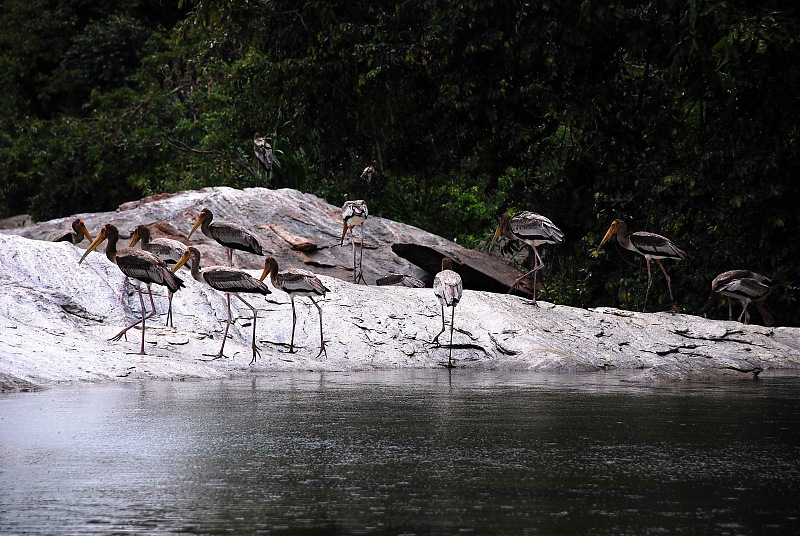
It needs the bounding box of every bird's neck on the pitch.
[190,253,204,282]
[105,240,118,264]
[615,224,635,252]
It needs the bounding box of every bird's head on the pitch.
[260,257,279,282]
[598,219,622,249]
[188,209,211,239]
[75,219,93,242]
[129,225,147,248]
[172,246,198,273]
[78,225,109,264]
[489,212,512,252]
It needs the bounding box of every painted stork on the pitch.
[491,211,564,304]
[598,219,687,309]
[700,270,773,326]
[52,218,93,244]
[188,208,263,267]
[260,257,329,358]
[253,132,273,172]
[130,224,187,328]
[78,224,184,354]
[375,272,426,288]
[341,200,368,284]
[433,257,463,369]
[173,247,271,364]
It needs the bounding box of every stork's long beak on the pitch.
[129,228,141,248]
[340,222,349,246]
[598,222,617,250]
[78,227,107,264]
[172,249,191,273]
[489,223,503,253]
[259,260,270,282]
[78,221,93,242]
[188,213,204,239]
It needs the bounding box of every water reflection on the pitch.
[2,371,799,535]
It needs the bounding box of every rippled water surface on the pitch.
[2,370,799,535]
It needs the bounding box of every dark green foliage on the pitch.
[0,0,798,325]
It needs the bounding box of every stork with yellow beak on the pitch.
[188,208,263,267]
[598,219,687,309]
[78,224,184,354]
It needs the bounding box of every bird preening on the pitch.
[491,210,564,305]
[699,270,773,326]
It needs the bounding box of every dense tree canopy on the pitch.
[1,1,798,325]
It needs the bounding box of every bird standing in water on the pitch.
[491,211,564,304]
[173,247,271,364]
[79,224,184,355]
[188,208,263,267]
[261,257,329,357]
[433,257,463,369]
[598,219,687,310]
[341,200,368,284]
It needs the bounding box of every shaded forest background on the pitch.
[1,0,798,326]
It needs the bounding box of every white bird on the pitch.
[599,219,687,309]
[188,208,263,267]
[79,224,184,355]
[341,200,368,284]
[433,257,463,368]
[261,257,329,357]
[172,246,271,364]
[129,224,187,327]
[491,211,564,304]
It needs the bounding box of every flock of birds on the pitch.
[52,180,772,368]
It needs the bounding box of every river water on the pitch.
[1,370,799,535]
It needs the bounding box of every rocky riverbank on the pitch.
[2,187,798,392]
